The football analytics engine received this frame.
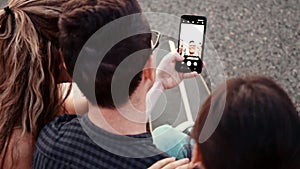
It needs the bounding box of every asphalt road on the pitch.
[139,0,300,111]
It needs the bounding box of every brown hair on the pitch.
[59,0,152,108]
[192,76,300,169]
[0,0,69,167]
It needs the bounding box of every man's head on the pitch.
[59,0,152,108]
[189,40,196,54]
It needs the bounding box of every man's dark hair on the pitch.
[59,0,152,108]
[189,40,195,44]
[192,76,300,169]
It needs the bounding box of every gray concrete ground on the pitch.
[139,0,300,111]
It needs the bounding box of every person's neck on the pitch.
[87,96,148,136]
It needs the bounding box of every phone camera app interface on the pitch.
[178,18,205,73]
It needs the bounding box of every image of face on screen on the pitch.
[179,23,204,57]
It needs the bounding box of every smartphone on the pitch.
[176,15,207,74]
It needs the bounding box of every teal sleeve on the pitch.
[152,124,193,159]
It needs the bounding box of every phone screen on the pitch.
[176,15,206,73]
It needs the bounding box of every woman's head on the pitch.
[191,76,300,169]
[0,0,69,153]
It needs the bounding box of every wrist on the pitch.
[153,78,164,91]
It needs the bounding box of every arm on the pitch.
[146,52,198,113]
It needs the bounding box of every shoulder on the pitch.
[51,113,78,124]
[37,114,80,136]
[33,114,84,165]
[42,114,79,132]
[35,114,81,144]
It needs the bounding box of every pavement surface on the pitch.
[139,0,300,111]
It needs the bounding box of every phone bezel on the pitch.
[176,15,207,74]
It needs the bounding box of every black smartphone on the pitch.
[176,15,207,74]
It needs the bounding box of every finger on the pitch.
[148,157,176,169]
[182,72,198,79]
[161,52,178,63]
[175,163,190,169]
[162,158,189,169]
[194,162,205,169]
[161,52,182,64]
[175,48,183,52]
[202,61,206,68]
[174,53,184,62]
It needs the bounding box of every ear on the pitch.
[190,143,204,168]
[142,55,155,82]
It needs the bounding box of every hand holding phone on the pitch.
[176,15,207,74]
[155,41,198,90]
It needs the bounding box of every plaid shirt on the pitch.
[33,114,169,169]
